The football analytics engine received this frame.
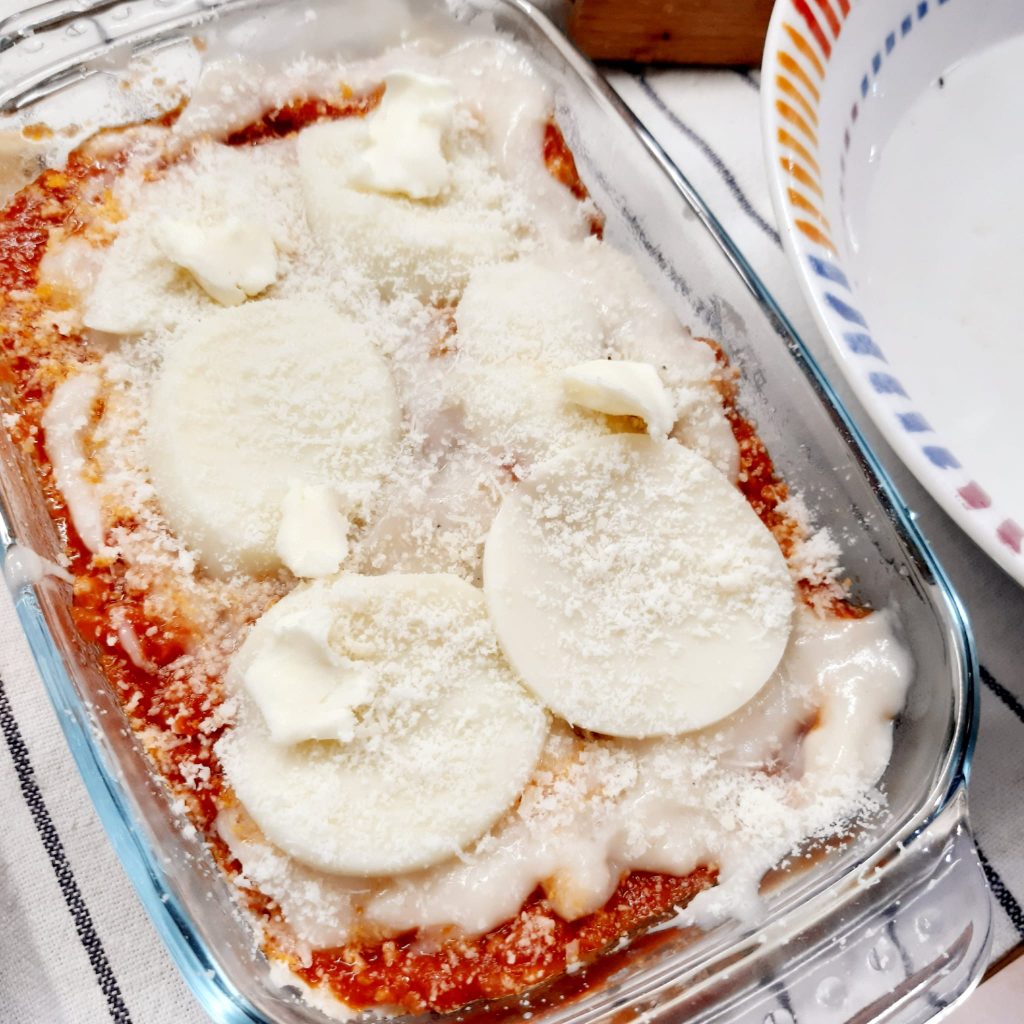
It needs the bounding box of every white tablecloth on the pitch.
[1,39,1023,1024]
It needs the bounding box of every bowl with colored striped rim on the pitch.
[762,0,1024,585]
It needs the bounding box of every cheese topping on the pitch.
[18,33,914,1018]
[83,143,303,335]
[293,62,575,303]
[147,299,400,577]
[152,216,278,306]
[338,71,456,199]
[562,359,675,436]
[484,435,795,736]
[275,482,351,578]
[448,258,613,463]
[220,607,910,945]
[217,573,549,876]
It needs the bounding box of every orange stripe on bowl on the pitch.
[778,129,820,176]
[776,75,819,125]
[783,24,825,78]
[779,52,820,103]
[781,158,823,198]
[795,219,835,250]
[775,100,819,146]
[792,0,832,58]
[812,0,841,36]
[787,188,832,230]
[835,0,850,16]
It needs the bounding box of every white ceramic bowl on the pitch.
[762,0,1024,585]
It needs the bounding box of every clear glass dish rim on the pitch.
[0,1,980,1020]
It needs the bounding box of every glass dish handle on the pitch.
[762,794,990,1024]
[634,789,992,1024]
[0,1,127,50]
[0,0,214,106]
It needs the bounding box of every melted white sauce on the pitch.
[219,607,911,949]
[3,543,74,589]
[107,605,158,673]
[41,372,110,557]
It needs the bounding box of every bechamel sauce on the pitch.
[219,607,911,952]
[41,372,108,556]
[3,543,74,589]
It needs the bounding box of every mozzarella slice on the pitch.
[483,434,794,737]
[83,224,183,335]
[552,238,741,478]
[84,142,299,336]
[448,260,610,462]
[152,216,277,306]
[562,360,674,436]
[297,80,520,302]
[216,573,549,876]
[147,299,399,577]
[455,258,603,366]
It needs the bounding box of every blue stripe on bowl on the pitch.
[808,255,850,287]
[924,446,961,469]
[825,293,868,326]
[869,372,908,396]
[898,412,932,432]
[845,332,886,359]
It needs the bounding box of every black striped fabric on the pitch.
[0,675,133,1024]
[636,73,783,248]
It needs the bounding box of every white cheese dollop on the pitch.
[275,482,351,578]
[152,216,278,306]
[562,359,675,436]
[345,71,456,199]
[242,605,373,746]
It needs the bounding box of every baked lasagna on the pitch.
[0,23,911,1019]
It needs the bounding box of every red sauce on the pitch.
[224,86,383,146]
[0,96,860,1016]
[0,136,231,833]
[295,869,716,1015]
[699,336,867,618]
[543,121,589,201]
[543,120,604,237]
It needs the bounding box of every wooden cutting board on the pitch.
[567,0,774,66]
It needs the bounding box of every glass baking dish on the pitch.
[0,1,991,1021]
